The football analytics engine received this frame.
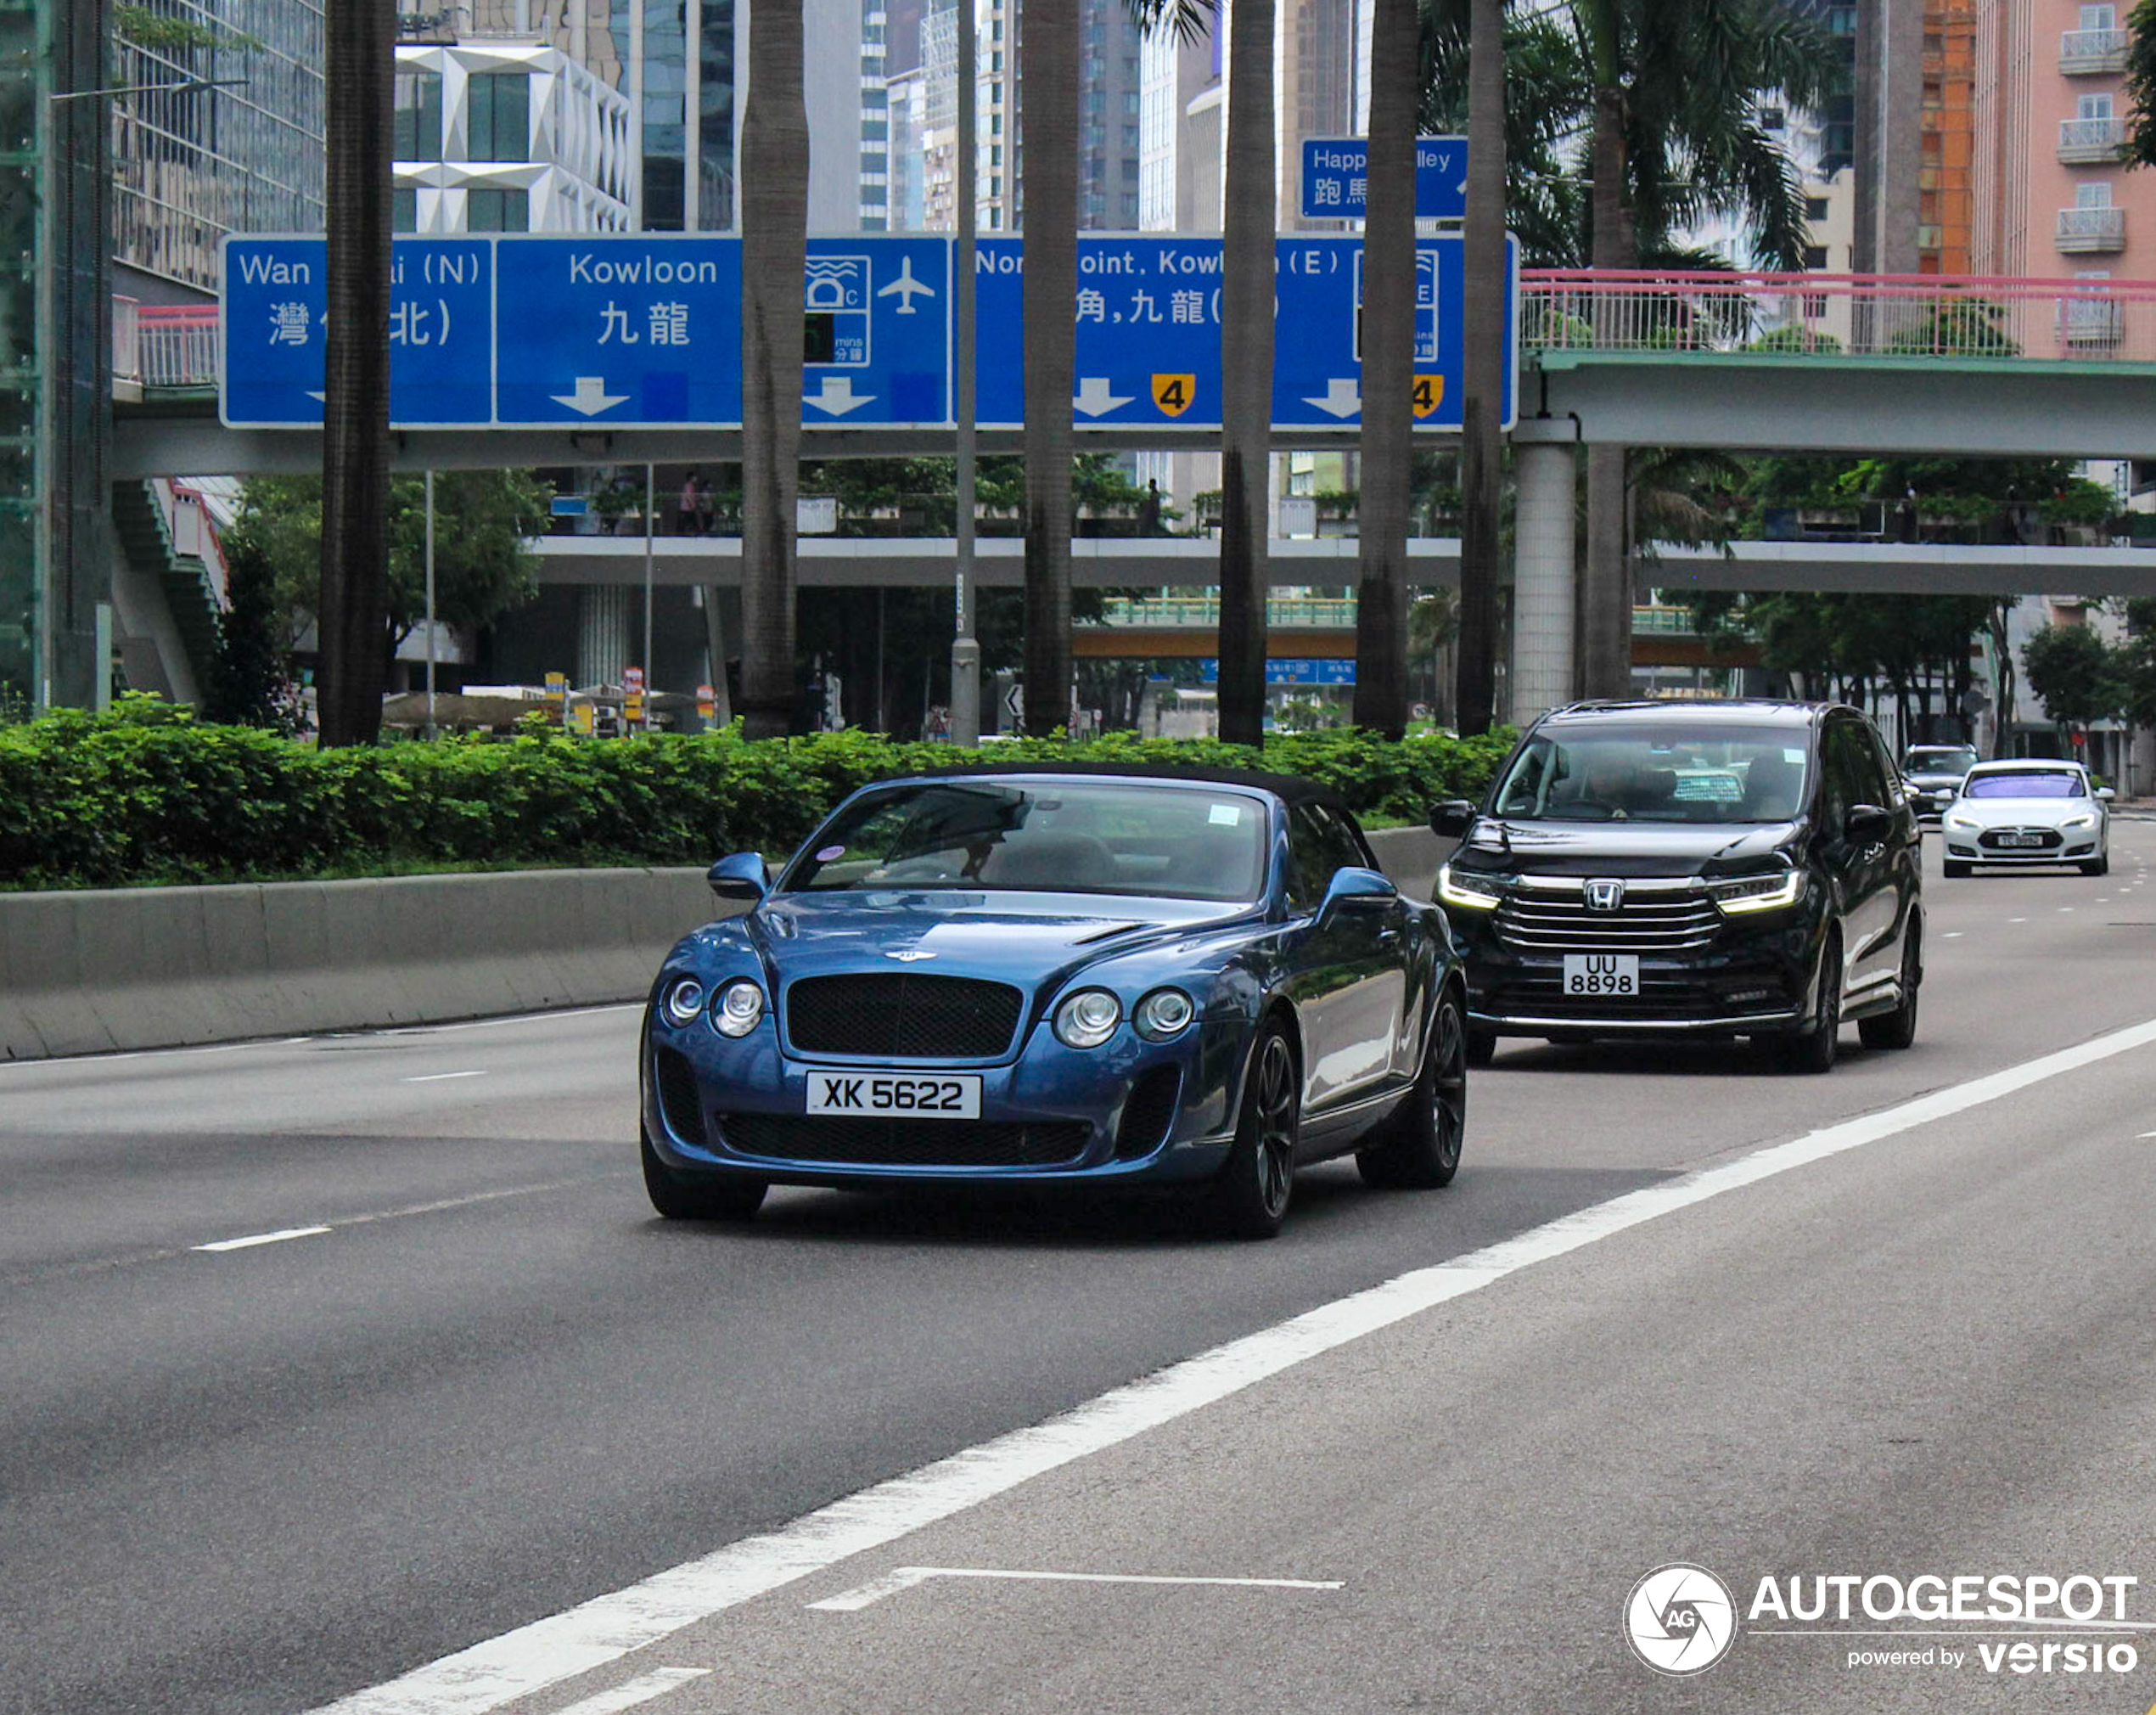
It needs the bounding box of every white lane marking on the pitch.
[1940,931,1964,939]
[2141,1132,2156,1139]
[306,1012,2156,1715]
[808,1566,1344,1612]
[549,1670,710,1714]
[2059,907,2076,914]
[193,1225,332,1253]
[2009,917,2028,924]
[389,1004,641,1036]
[403,1071,488,1083]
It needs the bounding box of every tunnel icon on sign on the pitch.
[1152,373,1197,418]
[804,257,867,311]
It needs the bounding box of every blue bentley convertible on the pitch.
[640,767,1468,1237]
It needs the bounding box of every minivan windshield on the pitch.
[1491,725,1812,824]
[780,779,1271,900]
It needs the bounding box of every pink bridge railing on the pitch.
[1520,268,2156,364]
[110,270,2156,397]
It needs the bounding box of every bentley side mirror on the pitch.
[1844,803,1892,842]
[1321,865,1398,919]
[1429,800,1476,839]
[708,851,771,902]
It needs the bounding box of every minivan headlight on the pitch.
[1708,871,1806,914]
[1437,863,1504,912]
[1053,988,1122,1049]
[711,979,765,1037]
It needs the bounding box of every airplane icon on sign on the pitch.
[877,256,938,314]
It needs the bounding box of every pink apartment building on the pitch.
[1974,1,2155,340]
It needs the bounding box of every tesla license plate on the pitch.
[1996,832,2045,848]
[806,1071,982,1119]
[1563,953,1639,997]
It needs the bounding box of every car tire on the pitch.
[2080,853,2109,877]
[1857,922,1920,1051]
[1465,1027,1497,1068]
[1942,860,1970,879]
[1204,1020,1300,1240]
[1781,932,1843,1075]
[642,1123,767,1222]
[1357,988,1468,1190]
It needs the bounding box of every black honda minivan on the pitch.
[1429,700,1923,1074]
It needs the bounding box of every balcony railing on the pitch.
[2057,205,2128,251]
[2058,116,2125,162]
[2061,26,2131,72]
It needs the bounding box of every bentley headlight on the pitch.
[661,976,705,1028]
[711,979,765,1037]
[1133,987,1195,1042]
[1709,871,1807,915]
[1437,863,1504,912]
[1053,987,1122,1049]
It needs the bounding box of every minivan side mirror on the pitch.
[1429,800,1477,839]
[1321,866,1398,919]
[708,851,771,902]
[1844,803,1892,842]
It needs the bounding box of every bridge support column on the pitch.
[1512,440,1577,725]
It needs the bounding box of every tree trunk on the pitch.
[738,0,809,740]
[1216,0,1277,748]
[1454,0,1506,734]
[1021,2,1080,738]
[1581,54,1632,701]
[1352,0,1416,740]
[317,0,394,746]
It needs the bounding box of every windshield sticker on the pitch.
[1209,803,1243,826]
[1783,748,1806,763]
[814,845,846,863]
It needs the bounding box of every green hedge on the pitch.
[0,700,1515,890]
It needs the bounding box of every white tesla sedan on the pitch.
[1940,760,2114,878]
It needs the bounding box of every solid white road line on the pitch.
[807,1566,1345,1613]
[402,1071,488,1083]
[547,1669,710,1714]
[193,1226,332,1254]
[306,1012,2156,1715]
[1940,931,1964,939]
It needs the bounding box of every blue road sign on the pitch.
[800,236,951,425]
[495,235,741,428]
[221,236,494,428]
[1199,658,1358,686]
[973,233,1516,433]
[1300,137,1468,221]
[974,236,1224,430]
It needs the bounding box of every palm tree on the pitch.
[1574,0,1834,697]
[1453,0,1506,737]
[317,0,394,745]
[1352,0,1417,739]
[738,0,809,740]
[1019,3,1081,738]
[1210,0,1276,747]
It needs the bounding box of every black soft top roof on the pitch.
[884,762,1350,813]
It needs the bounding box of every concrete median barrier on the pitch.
[0,825,1447,1063]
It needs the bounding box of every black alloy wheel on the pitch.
[1206,1021,1300,1239]
[1782,932,1843,1075]
[1465,1027,1497,1067]
[1942,859,1970,879]
[1857,922,1921,1051]
[2080,852,2109,877]
[1358,989,1468,1189]
[642,1123,768,1221]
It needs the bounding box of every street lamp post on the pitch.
[948,0,980,745]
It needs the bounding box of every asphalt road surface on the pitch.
[7,823,2156,1715]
